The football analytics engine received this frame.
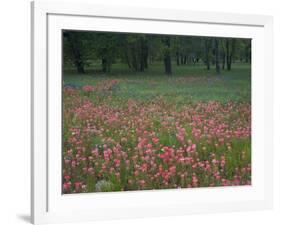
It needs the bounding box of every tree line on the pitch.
[63,31,251,75]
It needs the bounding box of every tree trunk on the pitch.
[101,56,111,73]
[245,50,248,63]
[74,58,85,74]
[126,37,148,72]
[139,39,144,72]
[184,55,187,64]
[132,53,138,71]
[230,39,236,68]
[180,54,184,65]
[226,39,231,70]
[67,33,85,74]
[204,39,211,70]
[214,38,221,74]
[163,37,172,75]
[164,56,172,75]
[176,52,180,66]
[143,42,149,69]
[245,41,251,63]
[124,50,132,69]
[102,58,107,73]
[222,51,226,70]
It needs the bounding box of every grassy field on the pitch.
[62,62,251,194]
[64,62,251,103]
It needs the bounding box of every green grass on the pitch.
[63,62,251,103]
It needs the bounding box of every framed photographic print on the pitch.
[31,1,273,224]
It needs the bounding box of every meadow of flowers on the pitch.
[62,77,251,194]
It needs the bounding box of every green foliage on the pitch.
[63,30,251,74]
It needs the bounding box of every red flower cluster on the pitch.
[62,83,251,194]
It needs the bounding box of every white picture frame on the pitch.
[31,1,274,224]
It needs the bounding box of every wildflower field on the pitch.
[62,64,251,194]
